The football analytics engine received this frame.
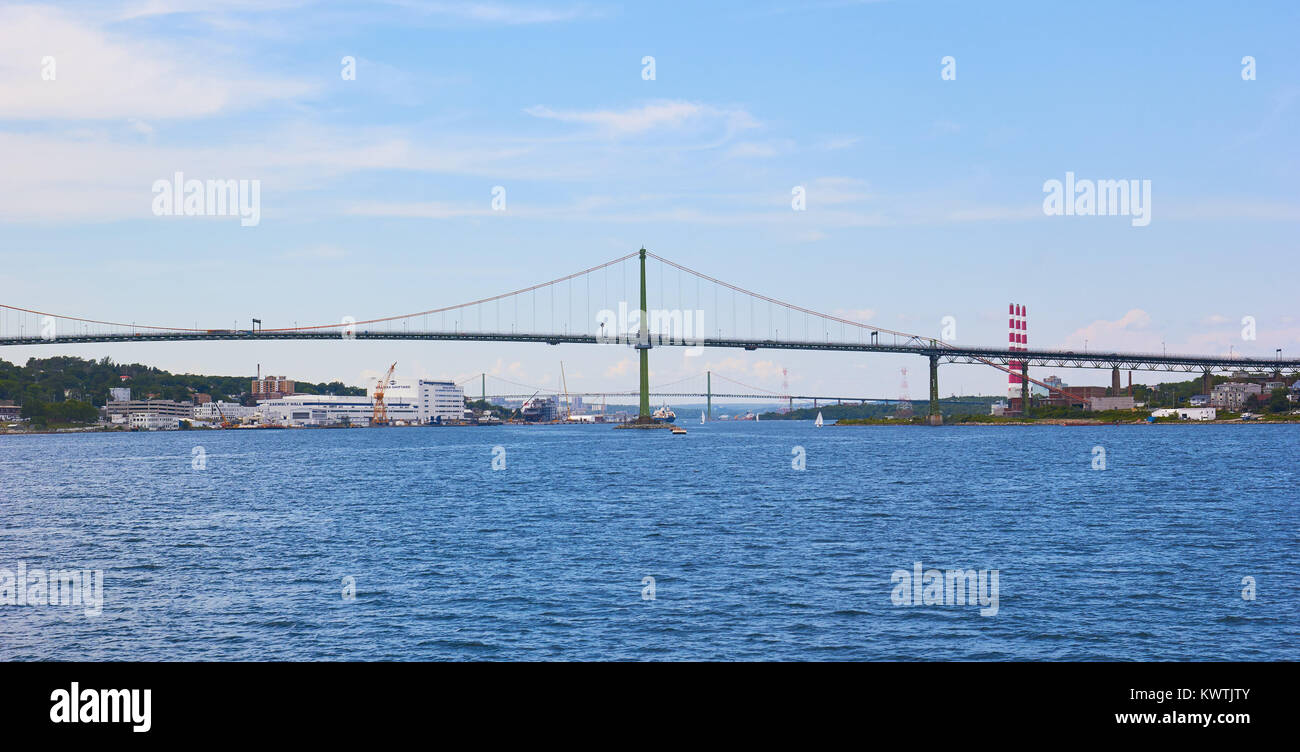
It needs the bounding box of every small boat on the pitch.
[670,426,687,435]
[755,413,760,422]
[700,411,706,424]
[653,405,676,423]
[815,411,824,427]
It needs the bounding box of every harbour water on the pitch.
[2,423,1296,660]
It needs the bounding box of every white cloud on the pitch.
[110,0,313,22]
[1060,309,1155,351]
[384,1,599,25]
[604,358,634,378]
[0,6,316,120]
[525,100,758,137]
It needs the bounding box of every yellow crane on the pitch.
[214,401,235,429]
[372,362,397,426]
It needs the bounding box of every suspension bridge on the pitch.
[3,249,1296,424]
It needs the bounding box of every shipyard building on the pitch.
[255,379,465,427]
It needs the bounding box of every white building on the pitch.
[193,401,259,422]
[368,379,465,424]
[1151,407,1216,421]
[129,413,179,430]
[256,394,406,427]
[252,379,466,427]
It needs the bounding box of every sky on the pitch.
[0,0,1296,400]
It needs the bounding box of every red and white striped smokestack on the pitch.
[1008,303,1027,399]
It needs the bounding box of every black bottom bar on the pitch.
[2,662,1286,740]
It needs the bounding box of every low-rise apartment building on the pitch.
[1210,382,1262,411]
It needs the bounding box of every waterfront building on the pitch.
[1151,407,1216,421]
[104,399,195,422]
[368,379,466,424]
[192,401,259,422]
[129,414,180,430]
[1043,384,1109,408]
[257,394,415,427]
[1210,382,1262,410]
[1087,396,1135,412]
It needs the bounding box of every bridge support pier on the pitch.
[1021,362,1030,416]
[927,353,942,425]
[706,370,711,421]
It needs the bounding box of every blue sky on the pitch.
[1,0,1296,398]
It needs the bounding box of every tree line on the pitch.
[0,356,365,425]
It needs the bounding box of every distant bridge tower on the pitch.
[897,367,913,418]
[782,368,791,413]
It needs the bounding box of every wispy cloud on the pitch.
[525,100,759,137]
[384,1,602,24]
[0,5,315,120]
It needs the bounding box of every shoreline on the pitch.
[832,419,1300,427]
[5,418,1300,436]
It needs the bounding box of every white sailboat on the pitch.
[815,411,824,427]
[755,412,760,422]
[700,411,706,424]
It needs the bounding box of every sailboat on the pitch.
[815,411,824,427]
[755,412,760,422]
[700,411,706,424]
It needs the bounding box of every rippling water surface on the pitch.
[2,422,1296,660]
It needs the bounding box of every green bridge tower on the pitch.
[637,248,651,421]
